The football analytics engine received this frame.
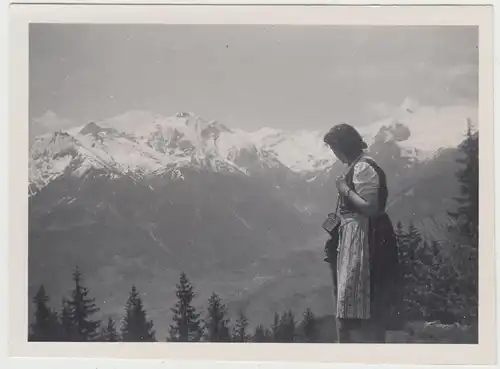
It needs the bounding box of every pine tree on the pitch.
[269,310,297,343]
[279,310,297,342]
[252,324,267,342]
[252,324,272,342]
[412,239,441,320]
[396,222,423,319]
[448,121,479,245]
[395,220,405,239]
[420,240,459,322]
[406,222,422,277]
[168,272,202,342]
[451,123,478,321]
[30,285,61,341]
[395,222,422,268]
[203,292,231,342]
[59,298,76,341]
[100,317,119,342]
[415,240,433,269]
[395,223,410,309]
[395,221,409,280]
[407,222,421,246]
[66,267,101,341]
[232,309,250,342]
[271,312,281,342]
[299,308,317,343]
[121,286,155,342]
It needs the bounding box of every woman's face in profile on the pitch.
[329,145,349,164]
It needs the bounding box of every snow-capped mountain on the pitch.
[29,111,330,194]
[364,99,477,161]
[29,99,477,195]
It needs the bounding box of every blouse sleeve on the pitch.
[352,161,380,215]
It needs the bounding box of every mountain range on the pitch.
[28,98,477,333]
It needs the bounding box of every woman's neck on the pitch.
[346,152,364,166]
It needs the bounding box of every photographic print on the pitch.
[27,22,481,344]
[7,3,496,365]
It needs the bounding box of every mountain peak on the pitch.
[175,111,194,118]
[374,120,411,144]
[163,113,233,141]
[79,121,116,136]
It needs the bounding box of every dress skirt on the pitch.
[335,211,400,327]
[336,213,371,319]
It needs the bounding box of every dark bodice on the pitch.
[338,156,388,215]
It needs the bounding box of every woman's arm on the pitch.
[337,161,380,216]
[341,187,378,216]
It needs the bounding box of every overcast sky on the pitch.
[29,24,478,135]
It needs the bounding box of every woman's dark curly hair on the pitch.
[323,123,368,158]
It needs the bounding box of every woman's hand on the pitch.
[336,175,350,196]
[336,174,380,216]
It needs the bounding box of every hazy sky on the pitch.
[30,24,478,135]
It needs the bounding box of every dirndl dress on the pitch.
[335,156,401,328]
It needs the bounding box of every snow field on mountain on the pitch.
[29,100,477,193]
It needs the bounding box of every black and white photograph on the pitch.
[27,24,479,343]
[26,22,482,345]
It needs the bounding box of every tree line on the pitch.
[29,125,478,342]
[397,123,478,325]
[29,269,320,342]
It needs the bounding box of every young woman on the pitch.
[323,123,401,343]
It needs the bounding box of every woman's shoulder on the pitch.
[354,156,378,172]
[355,156,385,172]
[353,156,380,183]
